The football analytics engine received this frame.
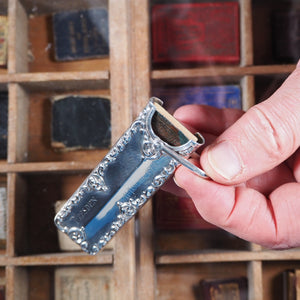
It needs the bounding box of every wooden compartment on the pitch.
[262,261,300,300]
[27,267,54,300]
[10,0,109,73]
[155,230,250,254]
[156,262,248,300]
[26,85,110,163]
[8,265,113,300]
[9,171,115,258]
[11,172,91,255]
[7,83,111,164]
[1,0,299,299]
[252,0,300,65]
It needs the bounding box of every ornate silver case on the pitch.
[54,98,207,255]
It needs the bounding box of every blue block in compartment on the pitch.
[153,85,242,113]
[53,8,109,61]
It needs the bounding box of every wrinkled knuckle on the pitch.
[248,105,294,162]
[269,237,291,250]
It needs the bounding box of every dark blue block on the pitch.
[153,85,242,113]
[51,95,111,150]
[0,91,8,159]
[53,8,109,61]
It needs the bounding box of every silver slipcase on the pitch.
[54,98,207,255]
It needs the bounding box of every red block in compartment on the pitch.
[151,2,240,64]
[154,191,217,231]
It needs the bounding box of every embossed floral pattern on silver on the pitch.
[54,98,204,255]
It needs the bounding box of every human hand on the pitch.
[173,65,300,249]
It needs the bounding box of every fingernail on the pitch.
[173,176,182,188]
[297,59,300,68]
[208,141,242,180]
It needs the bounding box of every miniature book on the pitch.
[154,190,217,230]
[152,2,240,65]
[152,85,242,113]
[53,8,109,61]
[0,91,8,159]
[51,95,111,150]
[55,267,112,300]
[200,277,248,300]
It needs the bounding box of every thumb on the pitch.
[201,66,300,184]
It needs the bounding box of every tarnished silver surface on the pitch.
[54,98,208,255]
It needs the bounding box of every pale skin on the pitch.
[169,63,300,249]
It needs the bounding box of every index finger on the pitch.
[174,105,244,136]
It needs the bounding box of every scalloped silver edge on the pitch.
[54,98,202,254]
